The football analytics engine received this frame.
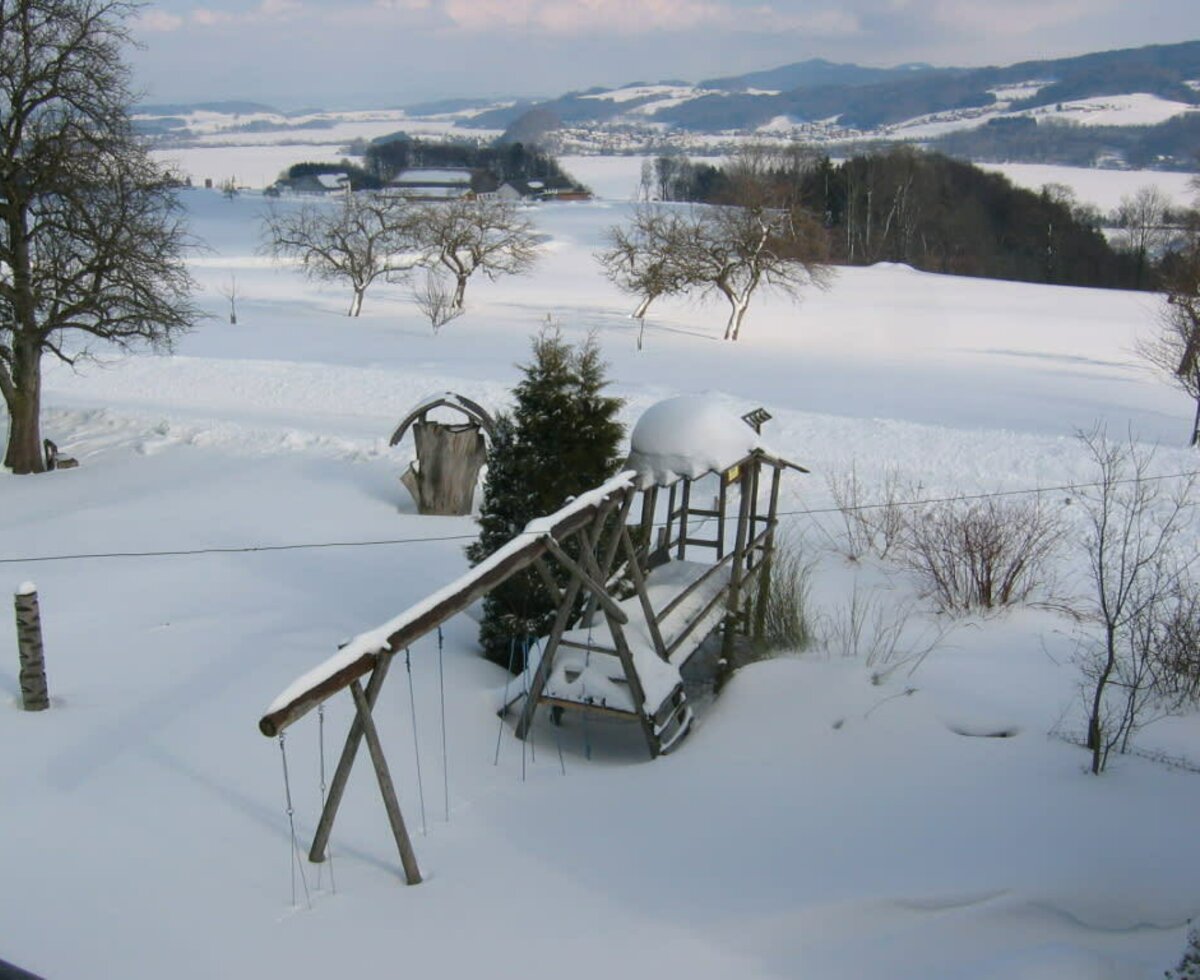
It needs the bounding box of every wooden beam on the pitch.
[351,679,422,885]
[721,466,755,662]
[532,556,562,605]
[542,536,629,626]
[259,479,634,737]
[514,564,588,740]
[308,652,394,863]
[620,526,668,662]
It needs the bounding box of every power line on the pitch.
[1,469,1196,567]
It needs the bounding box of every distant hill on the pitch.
[136,100,281,117]
[453,40,1200,169]
[700,58,934,93]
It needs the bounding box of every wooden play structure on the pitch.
[391,392,495,516]
[258,396,804,883]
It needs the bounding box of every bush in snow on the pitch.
[466,328,624,671]
[1073,429,1199,773]
[897,495,1063,613]
[747,535,815,658]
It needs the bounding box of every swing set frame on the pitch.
[259,450,802,885]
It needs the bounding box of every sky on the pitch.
[129,0,1198,109]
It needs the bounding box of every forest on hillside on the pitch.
[652,148,1162,289]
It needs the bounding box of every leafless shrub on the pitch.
[412,270,464,333]
[819,579,948,674]
[1154,585,1200,705]
[1074,428,1198,773]
[898,495,1063,613]
[823,464,911,561]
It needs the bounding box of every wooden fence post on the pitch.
[15,584,49,711]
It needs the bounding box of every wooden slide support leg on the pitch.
[350,679,422,885]
[309,652,394,864]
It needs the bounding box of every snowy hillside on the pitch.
[2,179,1199,979]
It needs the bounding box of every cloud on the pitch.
[439,0,857,35]
[928,0,1110,36]
[145,0,305,30]
[137,9,186,31]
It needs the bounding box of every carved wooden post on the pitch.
[391,394,495,517]
[400,421,487,516]
[15,583,49,711]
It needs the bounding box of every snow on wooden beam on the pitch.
[258,472,638,737]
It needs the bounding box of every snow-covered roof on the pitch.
[391,168,473,185]
[626,396,761,487]
[316,173,349,189]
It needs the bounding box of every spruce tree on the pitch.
[467,329,624,670]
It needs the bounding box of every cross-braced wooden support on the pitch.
[256,452,805,876]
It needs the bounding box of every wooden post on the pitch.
[309,652,394,863]
[400,420,487,516]
[676,480,691,560]
[721,468,755,663]
[15,584,49,711]
[753,465,783,644]
[351,678,422,885]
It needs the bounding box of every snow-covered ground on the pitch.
[2,183,1199,980]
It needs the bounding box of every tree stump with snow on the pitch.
[15,584,49,711]
[400,421,488,515]
[391,393,496,517]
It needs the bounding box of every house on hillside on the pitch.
[388,167,475,200]
[272,172,350,195]
[495,179,544,201]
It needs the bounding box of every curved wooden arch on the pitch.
[389,393,496,447]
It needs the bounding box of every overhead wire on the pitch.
[1,469,1196,567]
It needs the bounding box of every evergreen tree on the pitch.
[467,329,625,670]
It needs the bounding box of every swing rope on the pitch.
[528,634,566,776]
[277,733,311,909]
[493,634,518,766]
[316,703,336,893]
[404,647,428,836]
[437,625,450,823]
[520,635,529,782]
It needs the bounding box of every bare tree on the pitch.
[1074,428,1197,773]
[1114,185,1171,288]
[599,201,831,342]
[1138,224,1200,445]
[686,203,831,341]
[218,274,240,325]
[411,269,462,333]
[411,197,539,312]
[596,205,692,321]
[0,0,201,474]
[261,192,419,317]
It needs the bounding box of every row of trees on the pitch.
[645,146,1146,289]
[261,194,539,319]
[361,136,582,193]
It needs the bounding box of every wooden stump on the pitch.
[15,585,49,711]
[400,420,487,516]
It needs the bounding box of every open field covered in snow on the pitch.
[3,185,1200,979]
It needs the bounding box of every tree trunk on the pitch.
[724,295,750,341]
[1190,396,1199,448]
[632,294,655,319]
[452,274,468,311]
[348,288,365,317]
[3,341,45,474]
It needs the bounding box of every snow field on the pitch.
[1,182,1199,979]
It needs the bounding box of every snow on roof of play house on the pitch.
[626,396,761,487]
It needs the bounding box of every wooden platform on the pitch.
[533,559,730,748]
